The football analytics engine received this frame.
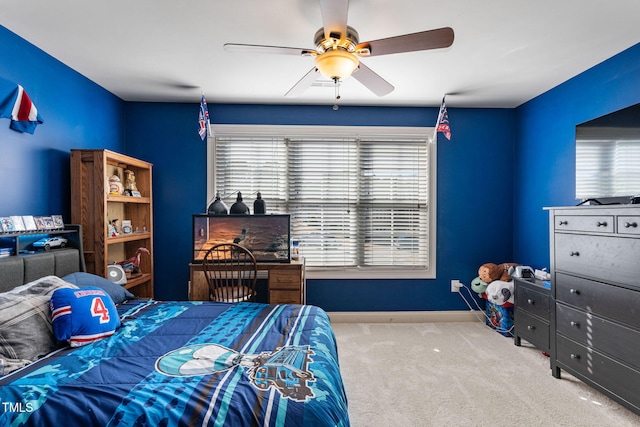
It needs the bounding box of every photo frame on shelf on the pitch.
[10,216,25,232]
[52,215,64,229]
[22,215,37,231]
[35,216,55,230]
[0,217,15,233]
[121,220,133,234]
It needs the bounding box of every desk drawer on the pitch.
[556,273,640,327]
[555,215,613,233]
[269,290,301,304]
[556,335,640,412]
[555,233,640,288]
[515,284,550,320]
[556,303,640,369]
[269,270,302,289]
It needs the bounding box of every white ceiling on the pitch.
[3,0,640,108]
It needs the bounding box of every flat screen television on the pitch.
[192,214,291,263]
[575,103,640,203]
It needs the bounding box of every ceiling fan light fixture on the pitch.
[314,49,359,80]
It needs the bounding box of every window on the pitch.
[208,125,436,279]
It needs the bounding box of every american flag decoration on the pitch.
[198,94,210,141]
[434,96,451,141]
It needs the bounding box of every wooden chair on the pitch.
[202,243,258,303]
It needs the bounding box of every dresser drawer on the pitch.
[555,273,640,327]
[618,216,640,235]
[515,283,550,320]
[555,215,614,233]
[556,303,640,369]
[555,233,640,288]
[556,335,640,412]
[514,309,549,350]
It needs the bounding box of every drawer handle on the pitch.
[527,298,534,305]
[570,353,580,360]
[596,221,607,227]
[558,220,568,226]
[570,251,580,257]
[569,288,580,295]
[527,325,535,331]
[624,222,638,228]
[570,321,579,327]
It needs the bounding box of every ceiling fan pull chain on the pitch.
[333,77,341,110]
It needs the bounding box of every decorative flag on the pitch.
[0,80,44,134]
[198,94,210,141]
[434,96,451,141]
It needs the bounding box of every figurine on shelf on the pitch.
[123,169,141,197]
[109,175,124,195]
[118,247,150,277]
[108,219,119,237]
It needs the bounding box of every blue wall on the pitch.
[0,26,124,220]
[3,22,639,312]
[125,103,516,311]
[512,43,640,268]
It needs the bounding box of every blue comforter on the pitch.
[0,301,349,426]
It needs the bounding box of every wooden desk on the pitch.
[189,258,305,304]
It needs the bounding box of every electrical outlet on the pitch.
[450,279,462,292]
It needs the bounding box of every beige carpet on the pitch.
[332,321,640,427]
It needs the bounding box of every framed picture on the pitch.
[52,215,64,229]
[10,216,25,232]
[35,216,55,230]
[192,214,291,263]
[121,220,133,234]
[22,215,37,231]
[0,217,15,233]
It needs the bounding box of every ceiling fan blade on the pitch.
[352,62,394,97]
[320,0,349,40]
[285,66,320,97]
[356,27,454,57]
[224,43,314,56]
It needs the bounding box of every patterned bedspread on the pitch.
[0,300,349,426]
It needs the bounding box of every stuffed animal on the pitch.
[485,280,514,306]
[470,276,489,296]
[478,262,518,284]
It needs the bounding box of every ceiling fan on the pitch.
[223,0,454,100]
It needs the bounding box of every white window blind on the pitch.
[211,125,434,277]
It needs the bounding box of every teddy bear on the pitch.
[478,262,519,284]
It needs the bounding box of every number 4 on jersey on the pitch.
[91,297,111,323]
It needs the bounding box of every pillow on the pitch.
[50,286,120,347]
[0,275,77,376]
[61,272,134,304]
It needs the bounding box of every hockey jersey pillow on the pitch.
[50,286,120,347]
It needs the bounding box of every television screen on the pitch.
[193,214,290,262]
[576,103,640,201]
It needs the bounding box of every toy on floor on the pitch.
[477,262,518,337]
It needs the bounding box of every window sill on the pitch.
[305,267,435,280]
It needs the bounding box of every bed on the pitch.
[0,249,349,426]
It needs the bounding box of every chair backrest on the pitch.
[201,243,258,303]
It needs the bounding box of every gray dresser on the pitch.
[547,205,640,415]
